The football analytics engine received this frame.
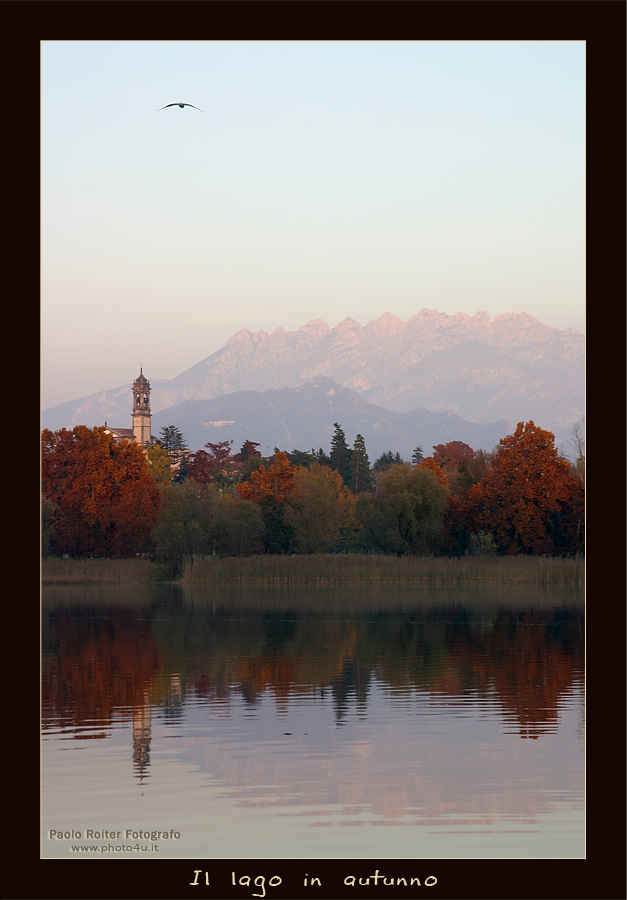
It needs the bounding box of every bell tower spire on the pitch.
[132,367,152,446]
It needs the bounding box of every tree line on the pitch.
[41,420,585,572]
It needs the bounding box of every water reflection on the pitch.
[42,585,584,787]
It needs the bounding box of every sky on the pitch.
[41,41,585,410]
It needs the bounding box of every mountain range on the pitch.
[42,309,584,458]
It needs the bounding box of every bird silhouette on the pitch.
[159,102,205,113]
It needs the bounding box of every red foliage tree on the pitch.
[467,421,577,555]
[432,441,475,468]
[187,440,234,484]
[41,426,160,557]
[235,440,262,461]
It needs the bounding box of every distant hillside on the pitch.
[41,309,584,451]
[150,378,509,458]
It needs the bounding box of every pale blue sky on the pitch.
[41,40,585,409]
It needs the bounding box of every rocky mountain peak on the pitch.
[42,308,584,453]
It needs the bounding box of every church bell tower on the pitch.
[132,367,152,446]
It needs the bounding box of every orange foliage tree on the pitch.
[467,421,578,555]
[432,441,475,468]
[236,451,298,504]
[236,451,299,553]
[41,426,160,557]
[418,456,450,488]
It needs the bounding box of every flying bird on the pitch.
[159,102,205,112]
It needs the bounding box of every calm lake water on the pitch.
[41,583,584,860]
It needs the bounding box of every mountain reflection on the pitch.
[42,591,584,784]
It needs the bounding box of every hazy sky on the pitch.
[41,40,585,409]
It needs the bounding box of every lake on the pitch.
[41,582,584,860]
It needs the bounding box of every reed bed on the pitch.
[41,557,156,584]
[42,554,584,586]
[181,554,584,586]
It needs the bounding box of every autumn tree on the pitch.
[284,464,355,553]
[467,421,577,555]
[236,451,298,505]
[187,440,235,488]
[548,477,585,557]
[235,440,262,461]
[41,494,59,559]
[423,442,478,495]
[418,456,451,489]
[236,451,299,553]
[432,441,475,468]
[455,449,494,494]
[41,426,160,558]
[145,443,172,487]
[355,463,449,555]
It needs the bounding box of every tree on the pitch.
[151,480,214,573]
[355,463,449,555]
[187,440,235,487]
[41,426,160,558]
[236,451,299,554]
[313,447,331,467]
[349,434,372,494]
[418,456,450,488]
[372,450,405,475]
[286,448,317,468]
[468,421,576,555]
[329,423,351,486]
[570,420,585,486]
[159,425,188,451]
[235,440,262,461]
[41,494,59,559]
[456,449,494,494]
[151,481,264,573]
[236,451,299,505]
[411,446,424,465]
[157,425,189,482]
[145,443,172,487]
[284,464,355,553]
[212,493,265,557]
[432,441,475,468]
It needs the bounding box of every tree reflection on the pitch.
[42,602,584,764]
[42,610,161,778]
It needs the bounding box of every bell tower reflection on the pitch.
[131,675,183,779]
[132,693,152,779]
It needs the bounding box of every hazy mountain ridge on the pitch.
[164,309,583,427]
[41,309,584,452]
[150,378,510,460]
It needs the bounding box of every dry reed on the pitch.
[181,554,584,586]
[41,557,156,584]
[41,554,584,586]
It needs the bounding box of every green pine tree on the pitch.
[159,425,188,451]
[329,423,351,486]
[349,433,372,494]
